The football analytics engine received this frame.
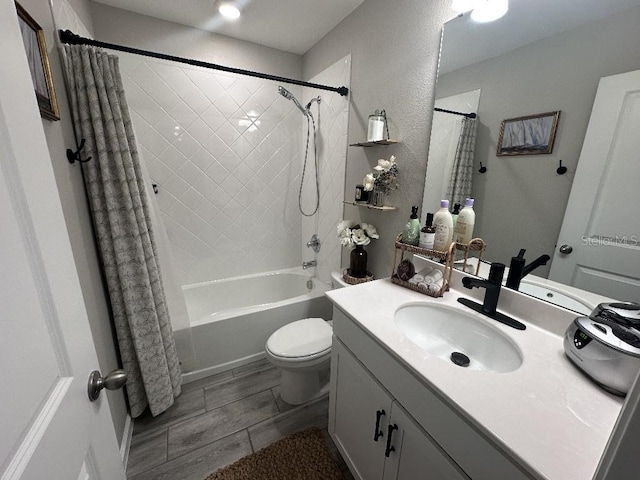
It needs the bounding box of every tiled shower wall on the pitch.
[301,55,351,286]
[120,54,305,285]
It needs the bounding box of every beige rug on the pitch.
[205,428,344,480]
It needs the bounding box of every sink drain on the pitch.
[450,351,470,367]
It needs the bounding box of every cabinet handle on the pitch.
[373,409,386,442]
[384,423,398,457]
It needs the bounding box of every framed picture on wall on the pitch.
[496,111,560,156]
[15,2,60,121]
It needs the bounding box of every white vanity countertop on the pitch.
[327,278,624,480]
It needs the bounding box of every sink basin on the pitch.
[394,303,523,373]
[518,281,593,315]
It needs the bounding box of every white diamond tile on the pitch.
[138,127,171,157]
[154,115,183,142]
[202,133,228,159]
[147,156,173,183]
[226,80,252,108]
[191,175,217,199]
[184,69,225,103]
[231,162,253,185]
[173,131,200,158]
[205,161,231,186]
[182,87,210,116]
[215,73,236,90]
[187,118,214,144]
[176,162,203,185]
[214,94,240,117]
[166,200,193,224]
[220,175,242,196]
[215,122,241,147]
[169,102,199,129]
[164,174,191,199]
[200,105,226,132]
[217,149,241,173]
[235,187,253,209]
[191,148,216,172]
[156,190,177,211]
[229,135,253,160]
[158,146,188,172]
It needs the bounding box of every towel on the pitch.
[415,266,433,277]
[427,279,444,294]
[423,269,443,284]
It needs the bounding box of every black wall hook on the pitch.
[556,160,567,175]
[478,162,487,173]
[67,138,92,164]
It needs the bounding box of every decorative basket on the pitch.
[390,234,455,298]
[343,269,374,285]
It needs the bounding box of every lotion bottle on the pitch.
[455,198,476,244]
[433,200,454,252]
[402,206,421,245]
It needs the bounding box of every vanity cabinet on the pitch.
[330,338,469,480]
[329,306,535,480]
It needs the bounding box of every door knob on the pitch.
[88,369,127,401]
[559,244,573,254]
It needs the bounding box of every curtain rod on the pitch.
[58,30,349,97]
[434,107,476,119]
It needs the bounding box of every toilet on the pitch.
[265,271,350,405]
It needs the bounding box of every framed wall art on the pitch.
[497,111,560,156]
[15,2,60,121]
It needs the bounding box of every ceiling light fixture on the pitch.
[219,3,241,20]
[470,0,508,23]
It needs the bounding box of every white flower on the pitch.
[352,229,371,246]
[375,159,391,171]
[340,236,353,247]
[337,220,355,236]
[363,173,375,191]
[361,223,379,239]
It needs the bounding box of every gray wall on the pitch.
[17,0,129,446]
[91,2,302,80]
[436,7,640,273]
[303,0,452,278]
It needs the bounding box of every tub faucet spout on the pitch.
[302,260,317,269]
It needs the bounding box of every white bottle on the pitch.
[433,200,454,252]
[455,198,476,244]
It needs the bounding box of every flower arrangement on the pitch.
[337,220,379,247]
[363,155,399,194]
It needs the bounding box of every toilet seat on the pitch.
[266,318,332,362]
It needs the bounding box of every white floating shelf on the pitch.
[349,139,399,147]
[344,201,397,211]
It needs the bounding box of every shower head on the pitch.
[278,86,308,116]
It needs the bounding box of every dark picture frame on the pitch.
[497,111,560,156]
[15,2,60,121]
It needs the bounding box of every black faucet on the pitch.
[458,262,526,330]
[505,249,551,291]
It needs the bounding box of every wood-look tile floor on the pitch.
[127,358,354,480]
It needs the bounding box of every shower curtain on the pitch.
[64,44,181,417]
[446,116,478,208]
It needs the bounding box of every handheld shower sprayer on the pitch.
[278,86,308,116]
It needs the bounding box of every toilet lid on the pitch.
[267,318,332,358]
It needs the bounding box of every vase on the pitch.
[369,187,386,207]
[349,245,368,278]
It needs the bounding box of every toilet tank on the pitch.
[331,270,350,289]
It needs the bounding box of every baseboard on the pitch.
[182,352,266,385]
[120,414,133,470]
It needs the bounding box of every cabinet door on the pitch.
[330,340,391,480]
[383,401,470,480]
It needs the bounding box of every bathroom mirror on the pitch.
[423,0,640,308]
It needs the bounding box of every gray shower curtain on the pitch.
[446,116,478,208]
[64,45,181,417]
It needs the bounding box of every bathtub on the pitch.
[181,267,333,384]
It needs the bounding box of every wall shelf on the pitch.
[349,140,399,147]
[344,201,397,211]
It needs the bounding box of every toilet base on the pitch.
[279,366,330,406]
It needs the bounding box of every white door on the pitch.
[549,70,640,302]
[0,0,126,478]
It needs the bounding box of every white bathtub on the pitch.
[181,268,333,384]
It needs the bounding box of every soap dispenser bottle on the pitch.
[402,206,421,245]
[419,213,436,250]
[433,200,454,251]
[454,198,476,244]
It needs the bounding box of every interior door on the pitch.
[549,70,640,302]
[0,0,125,478]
